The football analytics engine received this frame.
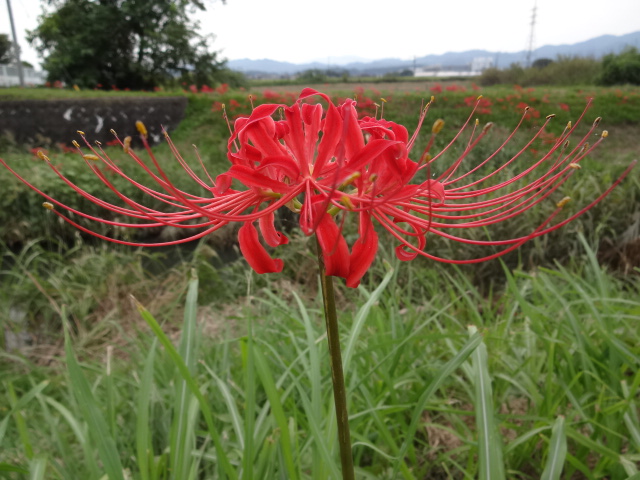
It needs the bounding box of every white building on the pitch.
[0,64,47,87]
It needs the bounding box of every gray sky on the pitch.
[2,0,640,69]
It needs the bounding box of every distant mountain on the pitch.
[228,31,640,77]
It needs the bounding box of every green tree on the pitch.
[0,33,13,64]
[599,46,640,86]
[27,0,226,89]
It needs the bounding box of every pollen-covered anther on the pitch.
[77,130,85,135]
[477,95,483,100]
[430,95,435,103]
[340,195,356,211]
[475,119,479,126]
[36,150,51,162]
[72,140,80,148]
[83,154,100,161]
[110,129,117,136]
[432,118,445,134]
[42,202,54,210]
[556,196,571,208]
[567,121,572,129]
[123,136,132,153]
[546,114,556,120]
[601,130,609,138]
[136,121,148,137]
[94,140,102,146]
[340,171,361,188]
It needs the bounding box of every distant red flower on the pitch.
[558,103,570,111]
[1,91,635,288]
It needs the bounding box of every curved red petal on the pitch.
[259,210,289,247]
[238,221,284,274]
[316,213,350,279]
[346,213,378,288]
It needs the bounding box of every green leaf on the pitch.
[469,325,505,480]
[541,416,567,480]
[63,317,125,480]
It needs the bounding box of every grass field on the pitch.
[1,82,639,479]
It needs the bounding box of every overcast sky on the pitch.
[2,0,640,69]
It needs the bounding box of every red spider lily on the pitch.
[0,89,635,289]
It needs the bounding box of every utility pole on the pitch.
[5,0,25,86]
[525,1,537,68]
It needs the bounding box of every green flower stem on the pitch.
[316,238,355,480]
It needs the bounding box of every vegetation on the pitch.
[0,33,13,64]
[26,0,229,90]
[599,47,640,86]
[1,83,639,479]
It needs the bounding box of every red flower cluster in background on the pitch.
[2,89,635,288]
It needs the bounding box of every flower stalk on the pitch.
[316,237,355,480]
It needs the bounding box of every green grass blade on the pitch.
[136,339,157,480]
[0,463,29,474]
[0,380,49,447]
[243,315,255,480]
[7,382,33,459]
[41,395,101,478]
[63,318,125,480]
[541,416,567,480]
[28,455,47,480]
[252,346,299,480]
[393,330,483,477]
[170,276,199,480]
[134,292,238,480]
[469,325,505,480]
[343,266,394,371]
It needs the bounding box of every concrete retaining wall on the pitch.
[0,96,188,146]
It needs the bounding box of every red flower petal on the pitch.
[238,221,284,274]
[315,211,350,279]
[259,210,289,247]
[347,213,378,288]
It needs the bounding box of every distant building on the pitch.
[414,56,494,77]
[0,64,47,87]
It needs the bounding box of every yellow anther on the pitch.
[381,97,387,103]
[72,140,80,148]
[123,136,132,153]
[430,95,435,103]
[475,119,479,126]
[110,129,117,136]
[556,196,571,208]
[37,150,50,162]
[340,172,361,188]
[477,95,483,100]
[601,130,608,138]
[432,118,445,134]
[73,85,80,91]
[136,121,148,137]
[83,154,99,161]
[567,121,572,129]
[482,122,494,134]
[569,163,581,169]
[593,117,601,127]
[42,202,54,210]
[77,130,85,135]
[546,114,556,120]
[341,195,356,210]
[94,140,101,146]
